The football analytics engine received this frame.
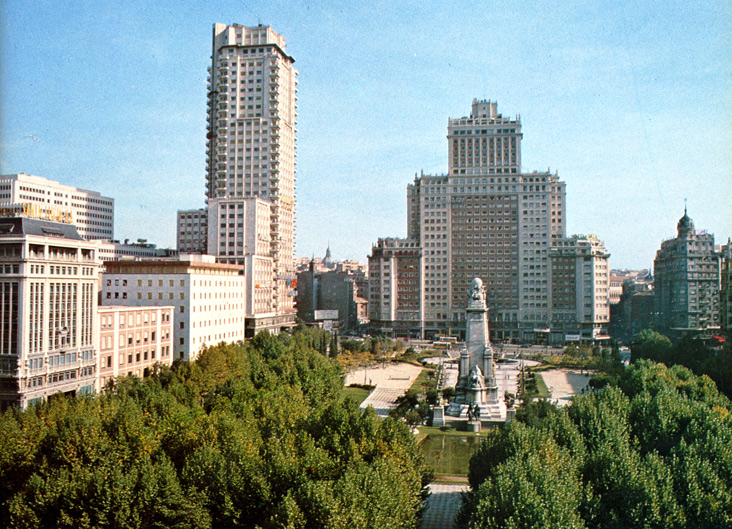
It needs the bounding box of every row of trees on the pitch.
[632,329,732,398]
[0,329,432,529]
[460,360,732,528]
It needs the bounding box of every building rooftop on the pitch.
[0,216,84,240]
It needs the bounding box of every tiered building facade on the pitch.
[370,100,607,342]
[0,217,100,410]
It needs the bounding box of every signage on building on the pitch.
[565,334,581,342]
[314,309,338,321]
[0,202,74,224]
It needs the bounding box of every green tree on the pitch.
[461,360,732,529]
[630,329,672,363]
[0,327,431,529]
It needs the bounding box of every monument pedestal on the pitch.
[467,420,481,433]
[445,277,508,422]
[432,405,445,427]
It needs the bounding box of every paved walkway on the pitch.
[421,482,469,529]
[540,368,592,406]
[344,363,423,416]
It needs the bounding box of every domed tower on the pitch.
[677,207,695,238]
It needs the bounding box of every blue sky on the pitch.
[1,0,730,268]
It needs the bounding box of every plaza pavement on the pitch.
[343,356,591,528]
[344,363,423,416]
[421,482,469,529]
[540,368,592,406]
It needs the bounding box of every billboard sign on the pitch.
[314,309,339,321]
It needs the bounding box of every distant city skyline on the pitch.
[1,0,730,269]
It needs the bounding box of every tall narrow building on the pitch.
[654,209,720,337]
[204,23,298,332]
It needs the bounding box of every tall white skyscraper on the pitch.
[204,23,298,333]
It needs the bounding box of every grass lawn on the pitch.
[533,373,551,399]
[341,386,372,405]
[409,368,435,395]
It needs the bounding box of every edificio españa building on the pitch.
[370,100,610,343]
[178,23,297,334]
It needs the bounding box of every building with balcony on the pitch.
[0,173,114,240]
[369,100,579,341]
[368,238,423,338]
[549,235,610,341]
[654,209,720,337]
[0,217,100,410]
[204,23,298,331]
[720,239,732,336]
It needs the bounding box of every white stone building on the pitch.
[549,235,611,340]
[101,255,247,361]
[394,100,569,341]
[0,217,100,410]
[204,23,298,329]
[0,173,114,240]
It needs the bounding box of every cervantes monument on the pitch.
[446,278,506,421]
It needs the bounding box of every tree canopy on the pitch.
[461,360,732,529]
[0,329,431,529]
[632,329,732,398]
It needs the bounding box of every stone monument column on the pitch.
[447,278,503,419]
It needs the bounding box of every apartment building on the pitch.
[720,240,732,336]
[368,238,423,337]
[176,208,208,254]
[549,235,610,341]
[205,23,298,328]
[101,255,247,361]
[0,173,114,240]
[98,305,174,388]
[654,209,719,336]
[0,217,99,410]
[296,260,364,331]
